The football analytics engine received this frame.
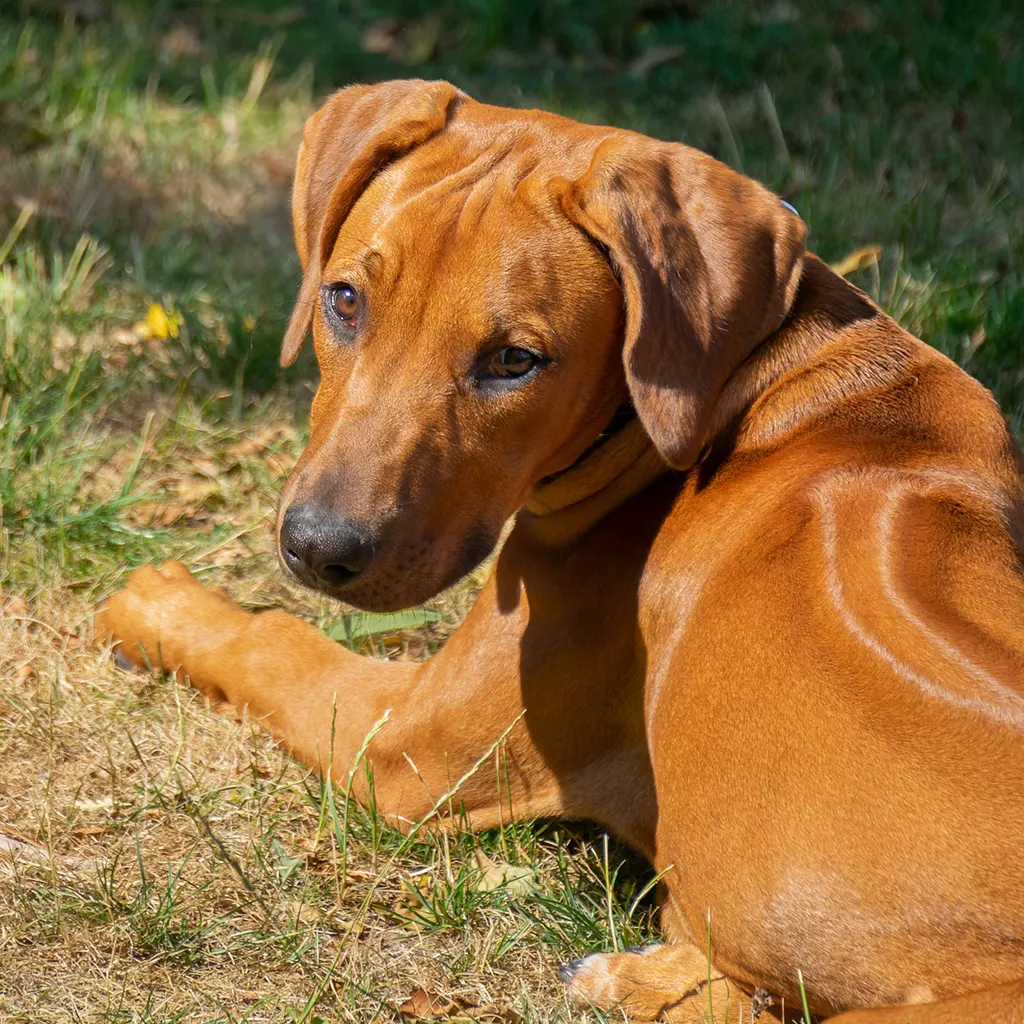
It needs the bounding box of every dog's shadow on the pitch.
[493,475,683,864]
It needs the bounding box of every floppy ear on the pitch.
[558,135,807,470]
[281,79,462,366]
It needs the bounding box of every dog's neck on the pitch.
[519,260,887,545]
[521,411,669,544]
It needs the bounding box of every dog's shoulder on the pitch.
[732,256,1020,488]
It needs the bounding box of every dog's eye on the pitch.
[486,347,538,379]
[328,283,359,324]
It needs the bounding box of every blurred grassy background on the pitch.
[0,4,1022,1021]
[2,0,1022,595]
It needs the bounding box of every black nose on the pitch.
[279,505,374,589]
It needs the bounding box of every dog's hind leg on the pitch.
[559,943,763,1023]
[821,978,1024,1023]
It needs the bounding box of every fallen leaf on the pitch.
[282,899,322,925]
[123,500,184,527]
[13,662,35,684]
[471,849,538,895]
[345,867,375,883]
[389,869,438,931]
[191,456,219,479]
[75,797,113,813]
[111,325,141,348]
[206,540,250,566]
[225,422,298,461]
[831,244,882,277]
[3,596,30,617]
[0,829,101,876]
[398,988,459,1020]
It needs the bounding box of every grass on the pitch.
[0,0,1021,1019]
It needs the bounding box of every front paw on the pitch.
[94,560,214,672]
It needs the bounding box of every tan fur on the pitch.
[96,81,1024,1022]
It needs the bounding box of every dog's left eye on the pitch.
[484,347,539,379]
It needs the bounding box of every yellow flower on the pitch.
[133,302,183,341]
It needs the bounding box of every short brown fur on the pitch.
[97,81,1024,1022]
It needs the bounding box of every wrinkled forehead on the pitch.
[324,119,612,325]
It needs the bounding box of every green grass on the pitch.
[1,0,1022,1019]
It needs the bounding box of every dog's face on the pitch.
[279,150,627,609]
[277,81,807,611]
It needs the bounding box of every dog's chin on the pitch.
[329,578,445,614]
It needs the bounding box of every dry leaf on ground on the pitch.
[3,596,31,617]
[0,828,102,877]
[13,661,35,684]
[281,900,322,926]
[398,987,461,1019]
[225,422,297,460]
[471,849,538,895]
[206,540,251,566]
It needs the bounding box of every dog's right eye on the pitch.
[332,284,358,322]
[323,282,360,330]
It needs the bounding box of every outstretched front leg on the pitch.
[94,559,415,779]
[94,556,645,836]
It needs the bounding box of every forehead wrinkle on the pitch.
[344,129,588,352]
[378,126,548,234]
[326,243,384,278]
[350,125,564,276]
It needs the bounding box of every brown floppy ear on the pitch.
[281,78,462,366]
[558,135,807,470]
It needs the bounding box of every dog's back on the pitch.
[640,255,1024,1013]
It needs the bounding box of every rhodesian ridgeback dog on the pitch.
[96,80,1024,1022]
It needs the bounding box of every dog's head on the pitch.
[277,79,806,610]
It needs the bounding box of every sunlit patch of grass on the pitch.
[1,594,649,1019]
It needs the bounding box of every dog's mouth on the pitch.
[279,404,642,605]
[536,403,637,487]
[276,512,502,612]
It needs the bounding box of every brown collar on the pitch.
[521,409,669,544]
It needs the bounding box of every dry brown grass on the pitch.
[0,413,651,1022]
[1,544,646,1023]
